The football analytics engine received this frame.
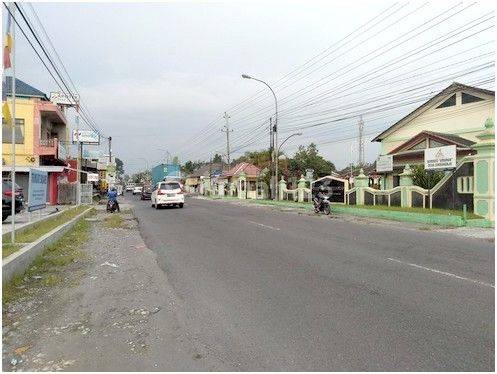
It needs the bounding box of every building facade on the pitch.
[2,78,70,205]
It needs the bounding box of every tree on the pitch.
[412,165,444,189]
[131,170,152,184]
[182,160,205,175]
[115,157,124,176]
[172,156,179,165]
[212,153,223,164]
[288,143,335,178]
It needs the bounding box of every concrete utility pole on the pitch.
[10,3,16,243]
[108,136,112,163]
[269,117,274,199]
[76,115,81,205]
[358,115,364,166]
[221,112,233,168]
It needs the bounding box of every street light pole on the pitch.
[242,74,278,199]
[277,133,303,155]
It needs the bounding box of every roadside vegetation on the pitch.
[3,211,94,306]
[104,213,126,228]
[2,205,91,258]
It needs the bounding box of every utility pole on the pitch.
[10,3,16,243]
[221,112,233,169]
[269,117,274,199]
[108,136,112,163]
[358,115,364,166]
[76,115,81,205]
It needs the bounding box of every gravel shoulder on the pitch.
[2,205,224,371]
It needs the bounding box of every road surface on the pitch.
[129,195,494,371]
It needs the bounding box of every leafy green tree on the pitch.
[115,157,124,176]
[182,160,205,175]
[288,143,335,178]
[212,153,223,164]
[412,165,444,189]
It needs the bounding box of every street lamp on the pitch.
[242,73,278,199]
[278,133,303,155]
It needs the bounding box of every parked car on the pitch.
[2,180,24,202]
[141,186,152,200]
[151,181,184,209]
[132,186,143,195]
[2,183,24,222]
[125,184,135,192]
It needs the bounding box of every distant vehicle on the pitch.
[141,186,152,200]
[125,183,135,192]
[151,163,181,186]
[115,185,124,196]
[313,195,331,215]
[151,181,184,209]
[2,181,24,222]
[132,186,143,195]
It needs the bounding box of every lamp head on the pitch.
[241,74,252,79]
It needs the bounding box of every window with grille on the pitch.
[457,176,473,194]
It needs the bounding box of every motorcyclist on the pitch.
[107,186,120,212]
[314,185,327,209]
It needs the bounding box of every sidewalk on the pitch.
[2,205,71,235]
[2,202,225,371]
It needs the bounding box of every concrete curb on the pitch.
[2,207,70,239]
[2,206,93,283]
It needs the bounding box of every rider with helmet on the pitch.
[314,185,327,209]
[107,186,120,212]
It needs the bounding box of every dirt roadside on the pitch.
[2,206,228,371]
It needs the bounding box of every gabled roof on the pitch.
[388,130,475,155]
[221,162,260,178]
[2,77,48,100]
[372,82,495,142]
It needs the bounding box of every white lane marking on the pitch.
[248,220,280,231]
[387,258,494,288]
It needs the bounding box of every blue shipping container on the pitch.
[152,164,181,185]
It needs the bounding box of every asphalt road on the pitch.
[128,194,494,371]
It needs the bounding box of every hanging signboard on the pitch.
[50,91,80,106]
[87,173,99,182]
[376,154,393,172]
[424,145,456,170]
[305,168,314,181]
[28,168,48,212]
[72,130,100,145]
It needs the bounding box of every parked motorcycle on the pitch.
[313,196,331,215]
[107,199,118,213]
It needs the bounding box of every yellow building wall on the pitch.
[2,98,37,167]
[381,92,495,155]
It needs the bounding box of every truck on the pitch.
[151,163,181,186]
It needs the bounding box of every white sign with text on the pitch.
[376,154,393,172]
[424,145,456,170]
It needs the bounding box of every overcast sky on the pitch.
[4,1,495,174]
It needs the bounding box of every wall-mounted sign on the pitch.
[424,145,456,170]
[50,92,80,106]
[376,154,393,173]
[72,130,100,145]
[28,168,48,212]
[87,173,99,182]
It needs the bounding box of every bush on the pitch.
[412,165,444,189]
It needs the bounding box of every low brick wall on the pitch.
[2,207,93,283]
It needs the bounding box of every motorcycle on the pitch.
[107,199,118,213]
[313,196,331,215]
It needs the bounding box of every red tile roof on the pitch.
[221,162,261,178]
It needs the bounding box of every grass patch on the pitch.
[2,205,91,258]
[104,214,126,228]
[2,214,92,306]
[336,204,482,218]
[211,196,481,219]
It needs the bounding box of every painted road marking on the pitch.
[248,220,280,231]
[387,258,495,288]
